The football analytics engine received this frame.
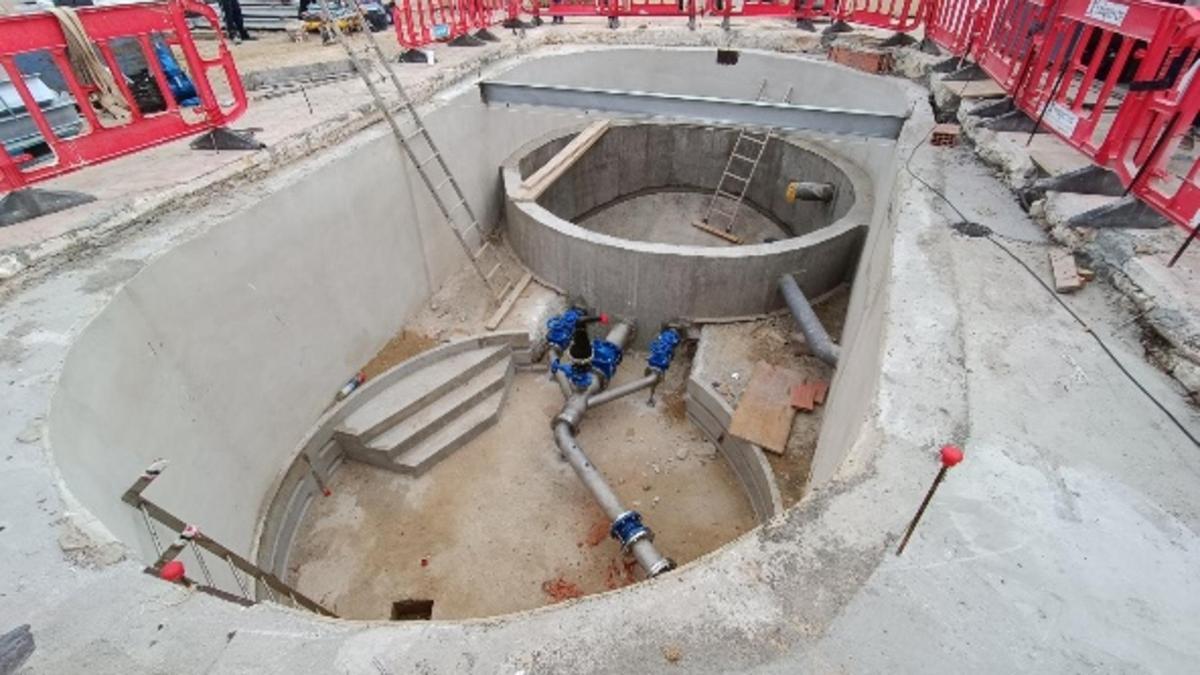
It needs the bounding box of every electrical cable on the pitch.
[901,109,1200,449]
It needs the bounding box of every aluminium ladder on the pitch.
[698,80,794,241]
[312,0,524,303]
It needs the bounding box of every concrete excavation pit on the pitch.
[8,23,1200,675]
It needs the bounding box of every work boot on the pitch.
[241,32,257,41]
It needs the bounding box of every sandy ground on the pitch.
[287,356,755,620]
[578,190,789,245]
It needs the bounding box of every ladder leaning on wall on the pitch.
[694,79,794,245]
[312,0,526,306]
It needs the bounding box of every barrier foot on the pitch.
[1020,166,1125,208]
[982,109,1038,133]
[943,63,986,81]
[608,16,619,29]
[794,19,816,32]
[1067,196,1171,229]
[190,128,266,152]
[475,28,501,42]
[399,48,434,63]
[931,56,963,73]
[449,33,487,47]
[968,97,1013,118]
[823,20,853,35]
[917,38,941,55]
[880,32,916,47]
[0,187,96,227]
[502,18,532,28]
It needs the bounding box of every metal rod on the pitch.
[896,466,948,555]
[1027,24,1084,146]
[1168,223,1200,267]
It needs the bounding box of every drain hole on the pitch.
[717,49,739,66]
[951,221,992,238]
[390,599,434,621]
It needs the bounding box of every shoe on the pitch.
[241,33,257,41]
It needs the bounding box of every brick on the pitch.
[812,380,829,405]
[931,123,960,147]
[791,382,816,412]
[827,45,893,75]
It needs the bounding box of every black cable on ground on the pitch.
[902,118,1200,449]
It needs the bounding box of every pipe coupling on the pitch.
[610,510,653,551]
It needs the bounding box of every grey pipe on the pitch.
[553,422,672,576]
[586,373,660,408]
[779,274,840,366]
[549,320,673,577]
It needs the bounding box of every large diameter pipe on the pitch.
[553,422,672,576]
[779,274,840,366]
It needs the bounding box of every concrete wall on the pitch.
[46,46,910,562]
[523,123,856,236]
[502,123,874,343]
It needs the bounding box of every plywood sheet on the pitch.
[729,361,803,455]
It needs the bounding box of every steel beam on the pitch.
[478,81,907,140]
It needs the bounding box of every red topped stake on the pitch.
[896,445,964,556]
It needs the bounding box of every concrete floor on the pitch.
[577,190,790,246]
[288,363,754,620]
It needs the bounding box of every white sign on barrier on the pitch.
[1085,0,1128,27]
[1045,102,1080,137]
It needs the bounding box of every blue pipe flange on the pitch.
[546,308,584,352]
[551,358,594,391]
[590,339,623,382]
[610,510,653,551]
[647,328,682,374]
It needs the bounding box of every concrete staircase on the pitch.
[336,335,525,475]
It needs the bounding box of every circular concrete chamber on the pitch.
[503,122,874,339]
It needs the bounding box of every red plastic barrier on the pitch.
[0,0,247,193]
[707,0,824,22]
[925,0,986,56]
[394,0,476,48]
[839,0,926,32]
[1012,0,1188,158]
[972,0,1055,89]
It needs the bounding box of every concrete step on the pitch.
[391,387,507,476]
[335,344,509,442]
[367,357,510,458]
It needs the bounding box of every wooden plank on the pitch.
[1049,247,1083,293]
[515,120,610,201]
[729,361,803,455]
[485,272,533,331]
[691,220,743,244]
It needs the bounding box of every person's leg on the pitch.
[229,0,253,40]
[218,0,239,40]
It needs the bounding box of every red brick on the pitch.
[827,45,893,75]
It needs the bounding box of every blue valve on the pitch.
[550,358,593,391]
[647,328,681,374]
[590,339,623,382]
[546,308,585,352]
[610,511,652,550]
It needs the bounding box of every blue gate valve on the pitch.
[590,339,623,382]
[546,308,585,353]
[550,358,593,391]
[647,328,682,374]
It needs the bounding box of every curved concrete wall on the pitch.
[503,123,873,342]
[522,123,857,236]
[46,46,908,566]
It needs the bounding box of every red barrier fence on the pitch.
[925,0,984,57]
[0,0,247,193]
[394,0,479,48]
[839,0,926,32]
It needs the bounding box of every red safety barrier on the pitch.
[925,0,986,56]
[0,0,247,193]
[838,0,926,32]
[394,0,476,49]
[971,0,1056,89]
[707,0,823,22]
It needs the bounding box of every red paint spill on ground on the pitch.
[584,518,610,547]
[541,577,583,603]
